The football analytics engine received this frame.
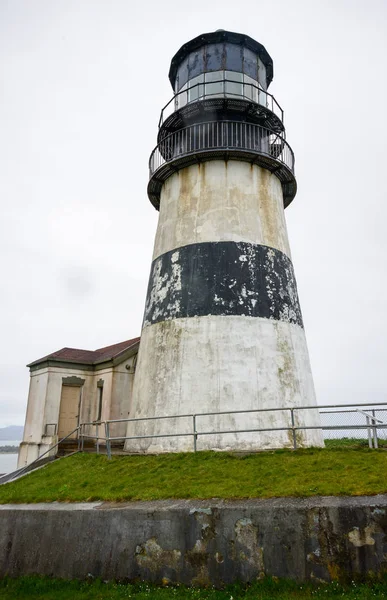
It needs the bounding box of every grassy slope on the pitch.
[1,576,387,600]
[0,447,386,504]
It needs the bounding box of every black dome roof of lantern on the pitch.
[169,29,273,88]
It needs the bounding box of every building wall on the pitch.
[18,367,92,468]
[21,369,49,444]
[18,356,137,468]
[109,358,136,441]
[127,161,323,452]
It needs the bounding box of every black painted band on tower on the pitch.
[144,242,303,328]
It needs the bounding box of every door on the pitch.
[58,385,81,439]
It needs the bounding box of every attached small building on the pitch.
[18,337,140,468]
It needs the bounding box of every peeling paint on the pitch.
[189,508,212,515]
[153,162,291,261]
[235,518,264,572]
[143,241,303,328]
[371,508,385,515]
[185,508,216,586]
[126,315,323,453]
[348,526,376,547]
[2,497,387,585]
[135,538,181,573]
[127,155,322,453]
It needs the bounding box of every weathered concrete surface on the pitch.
[0,496,387,585]
[19,354,137,469]
[127,316,322,452]
[143,242,303,328]
[127,159,322,453]
[1,496,387,584]
[153,161,291,260]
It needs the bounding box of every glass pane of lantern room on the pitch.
[205,71,224,97]
[188,74,204,103]
[258,85,268,108]
[177,83,188,109]
[225,71,243,98]
[244,75,258,103]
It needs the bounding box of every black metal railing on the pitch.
[149,121,294,179]
[159,78,284,128]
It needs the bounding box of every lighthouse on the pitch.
[126,30,323,452]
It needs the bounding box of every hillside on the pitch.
[0,447,386,504]
[0,426,23,441]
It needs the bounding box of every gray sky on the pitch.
[0,0,386,427]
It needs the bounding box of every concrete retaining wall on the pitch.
[1,496,387,584]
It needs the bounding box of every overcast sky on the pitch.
[0,0,386,428]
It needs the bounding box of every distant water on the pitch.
[0,441,20,475]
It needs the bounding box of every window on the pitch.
[187,74,204,103]
[204,71,224,97]
[176,83,188,110]
[243,74,257,103]
[96,385,103,422]
[225,71,243,98]
[179,71,266,107]
[257,86,267,108]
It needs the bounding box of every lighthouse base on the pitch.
[125,316,323,453]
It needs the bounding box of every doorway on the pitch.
[58,385,81,439]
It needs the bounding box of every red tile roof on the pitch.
[28,337,140,367]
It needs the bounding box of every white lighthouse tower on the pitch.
[126,30,323,452]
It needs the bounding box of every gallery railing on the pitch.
[79,403,387,460]
[149,121,295,178]
[158,78,284,128]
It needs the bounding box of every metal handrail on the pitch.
[77,402,387,459]
[149,121,295,179]
[104,403,387,424]
[84,422,387,460]
[5,425,81,482]
[356,409,386,449]
[356,409,384,423]
[158,78,284,128]
[321,409,387,414]
[13,403,387,474]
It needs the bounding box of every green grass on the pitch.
[325,437,387,449]
[0,447,386,504]
[1,576,387,599]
